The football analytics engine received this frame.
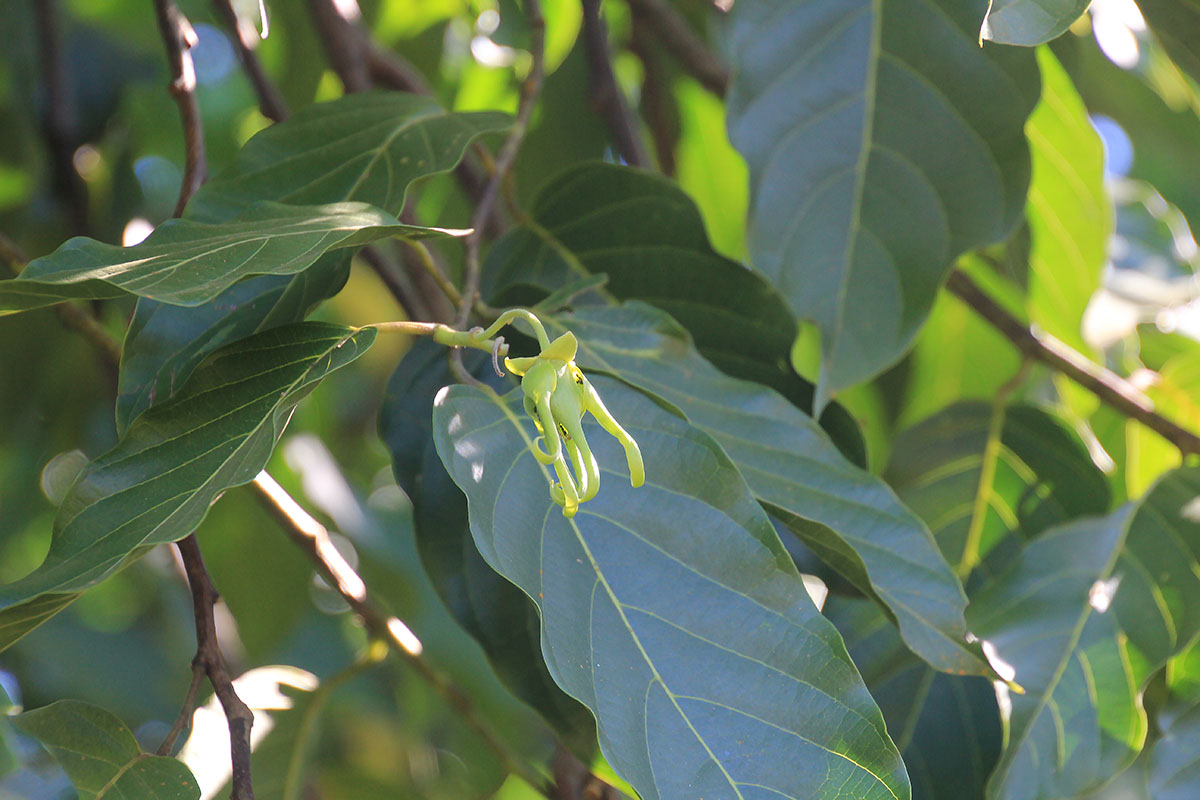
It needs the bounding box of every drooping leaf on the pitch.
[378,339,596,749]
[119,91,509,430]
[725,0,1040,408]
[0,202,455,316]
[886,402,1111,576]
[481,161,867,467]
[968,467,1200,800]
[434,378,910,800]
[827,596,1003,800]
[1149,701,1200,800]
[543,302,988,676]
[980,0,1091,46]
[12,700,200,799]
[1025,47,1111,358]
[0,322,375,650]
[1137,0,1200,87]
[185,91,511,222]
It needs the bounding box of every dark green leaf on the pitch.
[481,161,867,467]
[545,303,987,676]
[980,0,1092,46]
[0,202,451,316]
[12,700,199,799]
[1138,0,1200,87]
[968,467,1200,799]
[725,0,1039,407]
[434,379,910,800]
[119,91,508,431]
[185,92,511,222]
[116,253,351,434]
[827,596,1003,800]
[886,402,1111,575]
[1149,701,1200,800]
[0,323,375,650]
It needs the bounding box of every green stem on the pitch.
[361,320,509,356]
[474,307,551,349]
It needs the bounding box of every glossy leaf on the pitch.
[1138,0,1200,87]
[12,700,200,799]
[434,379,910,800]
[828,596,1003,800]
[980,0,1091,46]
[185,92,511,222]
[886,402,1110,575]
[481,161,867,467]
[119,91,508,430]
[1025,47,1111,357]
[0,202,452,316]
[725,0,1039,408]
[0,323,375,650]
[542,302,985,676]
[968,467,1200,800]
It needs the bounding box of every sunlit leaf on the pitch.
[0,202,452,316]
[969,467,1200,800]
[0,323,375,650]
[434,378,910,800]
[13,700,200,799]
[725,0,1039,407]
[1025,47,1111,359]
[887,402,1110,576]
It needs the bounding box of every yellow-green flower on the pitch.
[467,310,643,517]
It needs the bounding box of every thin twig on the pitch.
[404,237,462,308]
[175,535,256,800]
[581,0,649,168]
[360,244,431,321]
[250,472,565,797]
[305,0,371,92]
[365,41,434,96]
[456,0,546,328]
[628,6,678,174]
[153,0,206,216]
[156,662,206,756]
[946,268,1200,457]
[152,2,252,791]
[33,0,88,234]
[211,0,288,122]
[625,0,730,95]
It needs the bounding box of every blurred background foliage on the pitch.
[0,0,1198,798]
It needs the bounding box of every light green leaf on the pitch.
[725,0,1040,408]
[968,467,1200,800]
[0,202,454,316]
[887,402,1110,576]
[0,322,376,651]
[1026,47,1111,358]
[185,91,511,222]
[12,700,200,799]
[980,0,1092,46]
[434,379,910,800]
[544,303,988,676]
